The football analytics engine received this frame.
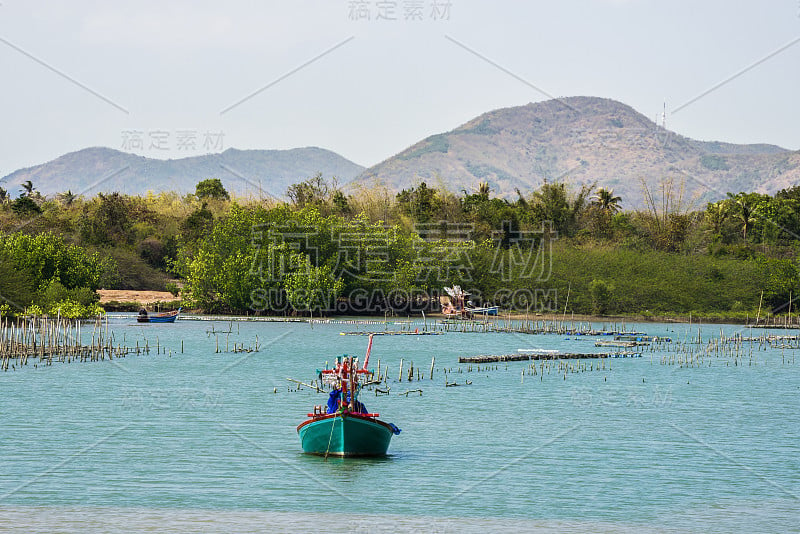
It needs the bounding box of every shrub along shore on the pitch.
[1,177,798,321]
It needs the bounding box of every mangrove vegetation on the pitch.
[1,175,799,319]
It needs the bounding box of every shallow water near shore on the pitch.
[1,315,798,532]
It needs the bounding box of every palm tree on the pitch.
[728,193,759,240]
[736,199,757,241]
[530,181,593,237]
[705,199,730,236]
[20,180,35,197]
[514,188,529,209]
[57,190,77,206]
[593,188,622,214]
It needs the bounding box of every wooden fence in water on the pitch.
[0,315,144,370]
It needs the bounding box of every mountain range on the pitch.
[0,147,365,200]
[3,97,799,209]
[355,96,799,209]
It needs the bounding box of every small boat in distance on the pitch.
[469,305,499,316]
[137,307,181,323]
[297,335,401,457]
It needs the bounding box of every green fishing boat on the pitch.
[297,412,395,457]
[297,335,401,457]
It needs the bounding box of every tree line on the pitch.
[1,175,797,318]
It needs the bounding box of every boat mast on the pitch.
[349,357,356,411]
[363,333,374,370]
[336,356,346,412]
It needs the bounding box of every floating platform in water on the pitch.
[614,335,670,342]
[459,352,641,363]
[339,331,444,336]
[595,340,648,348]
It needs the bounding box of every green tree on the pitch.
[80,193,155,246]
[138,237,169,269]
[396,181,442,223]
[728,192,762,241]
[776,185,800,202]
[195,178,230,201]
[20,180,36,197]
[57,190,77,206]
[11,195,41,216]
[527,181,592,237]
[589,279,613,315]
[746,193,800,244]
[0,232,114,290]
[0,252,35,313]
[178,205,292,312]
[461,184,520,245]
[38,279,98,308]
[0,232,115,314]
[284,260,345,314]
[287,173,331,210]
[586,188,622,239]
[593,188,621,214]
[181,203,215,245]
[704,199,731,239]
[331,190,351,216]
[756,256,800,312]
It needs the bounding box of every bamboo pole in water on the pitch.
[756,290,763,325]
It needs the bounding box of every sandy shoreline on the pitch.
[95,290,770,325]
[97,289,178,305]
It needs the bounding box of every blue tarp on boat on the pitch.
[327,389,367,414]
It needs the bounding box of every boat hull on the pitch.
[138,310,180,323]
[297,413,393,457]
[147,314,178,323]
[469,306,499,316]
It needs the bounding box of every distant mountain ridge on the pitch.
[1,147,365,199]
[352,96,800,209]
[4,97,799,208]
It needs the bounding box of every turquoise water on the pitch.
[1,316,798,532]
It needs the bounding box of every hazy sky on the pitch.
[1,0,799,179]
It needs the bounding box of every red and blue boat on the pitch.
[137,307,181,323]
[297,335,400,457]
